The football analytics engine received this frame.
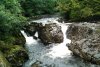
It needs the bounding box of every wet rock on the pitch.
[38,23,63,44]
[0,51,11,67]
[31,61,41,67]
[24,22,63,45]
[67,23,100,64]
[12,31,26,47]
[23,22,40,36]
[31,64,39,67]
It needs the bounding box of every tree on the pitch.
[0,0,26,39]
[21,0,57,17]
[57,0,100,21]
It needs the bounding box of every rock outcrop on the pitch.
[67,23,100,64]
[12,31,26,47]
[0,41,29,67]
[24,22,63,45]
[5,45,29,67]
[38,23,63,44]
[23,23,39,36]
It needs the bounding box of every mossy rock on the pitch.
[4,45,28,67]
[1,33,26,47]
[0,42,28,67]
[13,33,26,47]
[0,51,11,67]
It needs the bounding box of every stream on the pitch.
[21,17,100,67]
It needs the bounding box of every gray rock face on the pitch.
[67,23,100,64]
[24,22,64,45]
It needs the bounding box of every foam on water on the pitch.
[46,23,71,59]
[32,17,59,26]
[21,17,100,67]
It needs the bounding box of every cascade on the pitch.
[21,17,99,67]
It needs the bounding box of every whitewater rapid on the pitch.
[21,17,100,67]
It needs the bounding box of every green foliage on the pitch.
[0,0,26,39]
[57,0,100,21]
[81,7,93,18]
[0,0,22,14]
[21,0,57,17]
[0,51,11,67]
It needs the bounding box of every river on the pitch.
[21,17,100,67]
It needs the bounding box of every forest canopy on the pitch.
[57,0,100,21]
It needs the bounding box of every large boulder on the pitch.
[38,23,63,44]
[24,22,64,45]
[67,23,100,64]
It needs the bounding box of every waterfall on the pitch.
[21,17,100,67]
[21,30,28,38]
[46,23,71,58]
[21,30,37,45]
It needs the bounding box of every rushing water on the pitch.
[21,17,100,67]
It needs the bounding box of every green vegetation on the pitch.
[0,0,100,67]
[0,0,99,38]
[0,0,57,39]
[21,0,57,17]
[0,0,26,39]
[0,51,11,67]
[57,0,100,21]
[0,0,57,66]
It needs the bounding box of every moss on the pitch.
[4,45,26,56]
[0,51,11,67]
[0,41,28,67]
[0,30,27,67]
[12,31,26,46]
[3,45,28,67]
[95,28,100,34]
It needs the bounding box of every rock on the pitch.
[67,23,93,40]
[24,22,64,45]
[38,23,63,44]
[0,51,11,67]
[12,31,26,47]
[4,45,29,67]
[23,22,39,36]
[31,64,39,67]
[67,23,100,64]
[0,41,29,67]
[31,61,40,67]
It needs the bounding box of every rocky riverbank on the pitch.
[67,23,100,64]
[24,19,64,45]
[0,31,29,67]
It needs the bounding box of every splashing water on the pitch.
[46,23,71,59]
[21,17,100,67]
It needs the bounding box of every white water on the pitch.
[22,18,100,67]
